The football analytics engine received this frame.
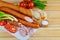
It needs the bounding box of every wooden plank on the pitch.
[29,29,60,40]
[0,38,18,40]
[29,37,60,40]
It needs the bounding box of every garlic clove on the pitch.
[41,20,48,27]
[30,9,41,20]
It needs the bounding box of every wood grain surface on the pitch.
[0,0,60,40]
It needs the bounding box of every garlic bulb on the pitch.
[30,8,47,20]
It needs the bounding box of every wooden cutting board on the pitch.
[0,0,60,40]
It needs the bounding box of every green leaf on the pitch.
[33,0,47,10]
[0,11,18,21]
[0,11,5,17]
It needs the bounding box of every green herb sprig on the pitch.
[33,0,47,10]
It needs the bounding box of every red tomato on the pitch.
[20,2,26,8]
[24,0,32,2]
[0,20,7,26]
[28,2,34,9]
[4,24,17,33]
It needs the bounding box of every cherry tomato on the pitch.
[20,2,26,8]
[4,24,17,33]
[24,0,32,2]
[0,20,7,26]
[28,2,34,9]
